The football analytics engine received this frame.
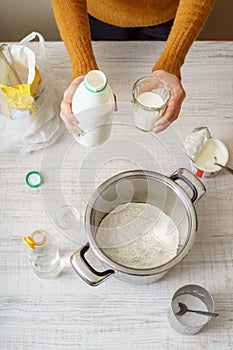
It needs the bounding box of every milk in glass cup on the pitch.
[132,76,170,131]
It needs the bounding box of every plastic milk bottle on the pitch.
[72,70,114,147]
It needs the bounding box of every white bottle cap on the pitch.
[84,70,107,93]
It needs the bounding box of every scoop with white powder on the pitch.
[96,202,179,269]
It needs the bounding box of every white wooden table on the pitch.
[0,41,233,349]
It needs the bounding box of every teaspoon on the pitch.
[214,157,233,175]
[175,302,219,318]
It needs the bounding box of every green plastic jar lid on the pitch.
[25,171,43,188]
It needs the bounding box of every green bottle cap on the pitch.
[25,171,43,188]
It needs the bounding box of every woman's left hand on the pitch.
[152,70,186,133]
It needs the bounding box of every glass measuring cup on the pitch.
[132,76,170,131]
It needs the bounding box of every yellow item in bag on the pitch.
[0,67,40,116]
[0,44,41,118]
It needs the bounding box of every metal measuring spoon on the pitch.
[175,302,219,318]
[0,44,22,85]
[214,157,233,175]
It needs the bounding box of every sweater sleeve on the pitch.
[152,0,215,79]
[52,0,98,80]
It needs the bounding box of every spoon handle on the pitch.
[188,309,219,318]
[220,166,233,175]
[215,163,233,175]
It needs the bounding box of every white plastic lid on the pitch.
[84,70,107,93]
[183,127,211,160]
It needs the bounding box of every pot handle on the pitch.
[70,243,114,286]
[170,168,206,204]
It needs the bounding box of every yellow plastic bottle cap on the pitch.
[23,236,36,249]
[23,230,46,249]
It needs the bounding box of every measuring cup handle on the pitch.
[170,168,206,204]
[70,243,114,286]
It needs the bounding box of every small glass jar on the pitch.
[23,230,63,279]
[132,76,170,131]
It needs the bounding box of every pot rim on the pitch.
[85,169,197,276]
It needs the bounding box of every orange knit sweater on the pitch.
[52,0,214,80]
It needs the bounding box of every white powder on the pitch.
[172,294,209,327]
[96,203,179,269]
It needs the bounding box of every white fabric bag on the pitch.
[0,32,64,153]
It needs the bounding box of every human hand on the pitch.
[152,70,186,133]
[60,76,85,136]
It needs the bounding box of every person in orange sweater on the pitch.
[52,0,214,135]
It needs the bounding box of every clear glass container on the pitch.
[53,205,86,244]
[132,76,170,131]
[23,230,63,279]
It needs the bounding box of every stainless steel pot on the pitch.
[70,168,206,286]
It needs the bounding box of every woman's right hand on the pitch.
[60,76,85,136]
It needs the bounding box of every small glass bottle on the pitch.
[23,230,63,279]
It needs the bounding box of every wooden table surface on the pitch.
[0,41,233,350]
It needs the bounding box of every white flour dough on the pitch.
[96,202,179,269]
